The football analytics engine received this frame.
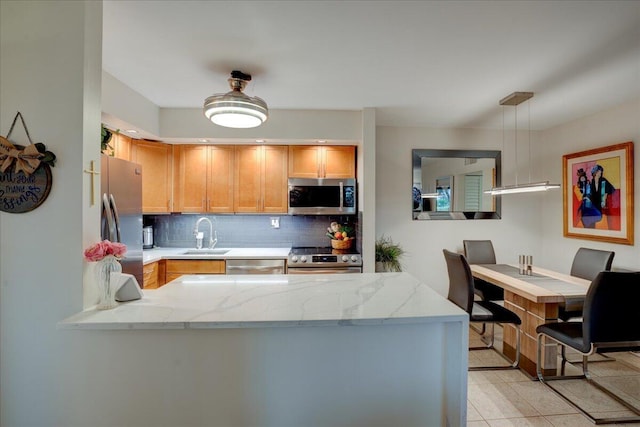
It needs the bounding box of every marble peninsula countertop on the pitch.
[142,247,291,264]
[59,272,466,330]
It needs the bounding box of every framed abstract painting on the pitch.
[562,141,634,245]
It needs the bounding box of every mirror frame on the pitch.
[412,149,502,220]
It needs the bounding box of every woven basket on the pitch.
[331,239,353,250]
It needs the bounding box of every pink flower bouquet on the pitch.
[84,240,127,262]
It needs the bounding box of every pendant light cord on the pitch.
[514,103,518,186]
[502,105,505,185]
[528,100,532,183]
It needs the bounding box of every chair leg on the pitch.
[469,322,487,336]
[469,323,519,371]
[470,323,494,350]
[512,324,520,368]
[562,348,616,365]
[536,334,640,425]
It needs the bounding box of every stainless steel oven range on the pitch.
[287,246,362,274]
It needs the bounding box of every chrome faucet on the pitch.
[194,217,217,249]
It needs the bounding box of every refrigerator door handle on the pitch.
[102,193,115,241]
[109,194,122,243]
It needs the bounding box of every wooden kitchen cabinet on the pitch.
[113,133,132,161]
[165,259,225,282]
[234,145,288,213]
[288,145,356,179]
[143,261,159,289]
[173,145,234,213]
[102,133,132,161]
[131,139,173,213]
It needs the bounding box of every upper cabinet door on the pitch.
[261,146,288,213]
[207,145,235,213]
[173,145,235,213]
[113,134,132,161]
[234,145,262,213]
[288,146,321,178]
[234,145,288,213]
[288,146,356,178]
[323,146,356,179]
[131,140,173,213]
[173,145,208,213]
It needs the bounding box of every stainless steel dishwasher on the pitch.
[225,259,286,275]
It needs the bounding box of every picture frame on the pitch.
[562,141,634,245]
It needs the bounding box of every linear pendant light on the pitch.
[485,92,560,196]
[203,70,268,128]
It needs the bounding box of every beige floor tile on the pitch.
[468,382,540,420]
[470,348,513,368]
[486,417,553,426]
[585,360,640,378]
[468,400,484,421]
[588,409,640,423]
[551,379,631,413]
[596,376,640,408]
[543,413,596,426]
[468,421,491,427]
[469,368,530,385]
[557,361,584,377]
[509,381,578,416]
[617,352,640,370]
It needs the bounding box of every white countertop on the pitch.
[143,247,291,264]
[59,272,467,330]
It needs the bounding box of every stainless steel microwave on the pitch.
[288,178,357,215]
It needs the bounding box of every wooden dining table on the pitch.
[470,264,591,377]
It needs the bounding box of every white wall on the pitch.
[160,108,362,143]
[1,0,102,424]
[538,97,640,272]
[376,126,545,296]
[102,70,160,136]
[376,98,640,296]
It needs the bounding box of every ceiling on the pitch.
[102,1,640,132]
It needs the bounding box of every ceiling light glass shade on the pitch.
[203,70,269,129]
[484,181,561,195]
[420,193,439,198]
[204,92,268,129]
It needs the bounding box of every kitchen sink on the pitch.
[182,249,230,255]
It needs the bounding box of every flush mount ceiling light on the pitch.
[203,70,268,129]
[485,92,560,196]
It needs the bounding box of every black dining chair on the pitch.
[443,249,521,370]
[463,240,504,302]
[536,271,640,425]
[558,247,615,322]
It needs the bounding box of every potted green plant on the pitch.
[101,124,113,153]
[375,235,405,272]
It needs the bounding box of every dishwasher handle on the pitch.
[225,259,285,275]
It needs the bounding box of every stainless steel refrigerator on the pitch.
[101,154,143,286]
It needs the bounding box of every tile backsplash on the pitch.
[145,214,359,249]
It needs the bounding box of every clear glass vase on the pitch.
[95,254,121,310]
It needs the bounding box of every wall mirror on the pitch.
[412,149,501,220]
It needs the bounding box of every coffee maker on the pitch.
[143,226,154,249]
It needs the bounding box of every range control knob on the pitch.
[291,256,298,263]
[351,255,359,262]
[341,255,349,262]
[300,256,307,263]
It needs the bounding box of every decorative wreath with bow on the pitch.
[0,112,56,176]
